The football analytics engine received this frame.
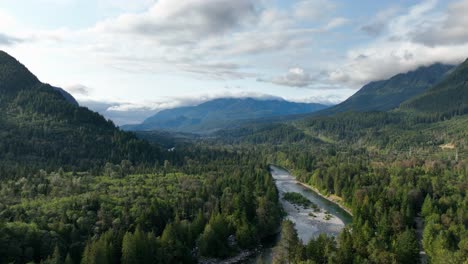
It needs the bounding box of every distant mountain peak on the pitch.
[123,97,329,133]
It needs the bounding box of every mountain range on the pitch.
[1,49,467,169]
[122,98,329,133]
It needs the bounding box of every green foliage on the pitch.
[272,220,302,264]
[283,192,315,209]
[393,229,419,264]
[0,147,281,263]
[198,213,232,258]
[121,228,157,264]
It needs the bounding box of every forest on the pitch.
[0,147,282,264]
[267,146,467,263]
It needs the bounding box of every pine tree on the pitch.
[272,220,301,264]
[421,195,433,217]
[394,229,419,264]
[121,231,138,264]
[64,253,74,264]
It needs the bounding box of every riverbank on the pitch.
[296,182,353,217]
[272,165,353,216]
[246,165,353,263]
[199,248,260,264]
[270,165,351,239]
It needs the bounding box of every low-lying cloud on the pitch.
[80,92,286,125]
[0,33,22,46]
[65,84,91,96]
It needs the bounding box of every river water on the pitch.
[248,165,352,263]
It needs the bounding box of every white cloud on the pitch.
[0,33,22,46]
[259,67,316,87]
[64,84,91,96]
[324,17,349,30]
[411,0,468,46]
[97,0,155,12]
[291,93,349,105]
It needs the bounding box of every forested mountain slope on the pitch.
[0,51,159,175]
[401,58,468,118]
[320,63,453,114]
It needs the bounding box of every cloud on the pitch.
[65,84,91,96]
[360,6,401,37]
[324,17,349,30]
[294,0,337,21]
[329,0,468,88]
[78,100,157,125]
[259,67,316,87]
[57,0,346,81]
[97,0,155,12]
[0,33,22,46]
[2,0,351,86]
[291,93,349,105]
[94,0,257,44]
[411,0,468,46]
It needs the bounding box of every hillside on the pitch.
[123,97,329,133]
[320,63,454,115]
[401,58,468,118]
[0,51,159,174]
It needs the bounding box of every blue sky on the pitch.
[1,0,467,124]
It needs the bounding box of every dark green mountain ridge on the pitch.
[401,58,468,118]
[319,63,454,115]
[0,50,159,175]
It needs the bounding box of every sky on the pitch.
[1,0,468,125]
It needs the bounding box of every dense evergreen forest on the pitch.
[0,148,282,264]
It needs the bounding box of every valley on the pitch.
[0,32,467,264]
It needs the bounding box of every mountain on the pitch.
[320,63,454,115]
[123,97,329,133]
[52,86,79,106]
[401,58,468,118]
[0,50,158,174]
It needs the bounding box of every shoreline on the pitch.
[296,181,353,217]
[270,165,353,217]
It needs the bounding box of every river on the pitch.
[248,165,352,263]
